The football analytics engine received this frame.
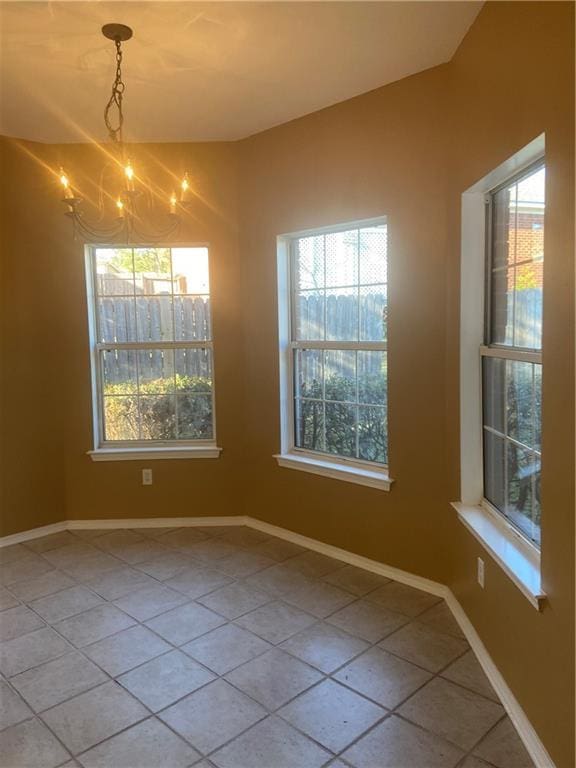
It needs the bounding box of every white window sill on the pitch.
[452,501,545,610]
[88,446,222,462]
[274,453,393,491]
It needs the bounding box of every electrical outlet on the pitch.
[477,557,485,588]
[142,469,153,486]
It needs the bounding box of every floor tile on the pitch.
[134,552,193,580]
[235,600,317,644]
[284,551,343,578]
[0,716,70,767]
[145,602,226,645]
[24,531,77,553]
[42,681,148,755]
[0,554,54,586]
[0,626,71,677]
[225,648,322,710]
[63,553,123,581]
[379,621,468,673]
[113,540,174,565]
[461,757,494,768]
[0,586,20,611]
[186,540,240,562]
[0,604,45,641]
[85,566,157,600]
[341,714,464,768]
[334,647,431,708]
[473,717,534,767]
[165,566,233,598]
[113,584,188,621]
[158,528,210,550]
[244,563,313,596]
[280,622,369,674]
[0,679,33,730]
[29,586,104,624]
[282,580,356,618]
[131,526,180,539]
[54,604,136,647]
[8,570,75,603]
[217,528,271,548]
[83,625,172,676]
[416,601,466,639]
[366,581,442,617]
[247,537,306,562]
[197,582,271,619]
[0,544,31,565]
[398,677,505,750]
[159,679,266,754]
[77,717,200,768]
[215,551,276,578]
[323,564,391,596]
[210,715,331,768]
[441,650,498,701]
[117,649,215,712]
[183,623,272,675]
[91,530,145,554]
[326,599,409,642]
[70,529,112,540]
[279,679,385,752]
[10,651,108,712]
[41,543,97,569]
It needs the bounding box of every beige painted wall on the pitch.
[0,2,573,764]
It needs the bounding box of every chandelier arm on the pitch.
[69,211,128,241]
[129,218,181,244]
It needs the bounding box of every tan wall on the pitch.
[0,2,573,764]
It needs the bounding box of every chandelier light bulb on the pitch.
[116,197,125,218]
[59,168,74,199]
[170,193,177,215]
[180,173,190,202]
[124,161,135,191]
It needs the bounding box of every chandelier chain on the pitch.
[104,38,125,144]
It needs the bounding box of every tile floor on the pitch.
[0,525,535,768]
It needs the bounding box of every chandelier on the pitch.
[57,23,190,242]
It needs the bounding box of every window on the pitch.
[482,163,544,546]
[276,220,390,489]
[86,246,219,459]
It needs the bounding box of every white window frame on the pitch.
[84,243,222,462]
[275,218,393,491]
[454,136,545,609]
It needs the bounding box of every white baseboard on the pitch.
[0,521,68,547]
[0,513,556,767]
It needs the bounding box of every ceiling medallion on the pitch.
[57,24,190,242]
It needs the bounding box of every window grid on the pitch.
[288,222,388,467]
[482,162,544,547]
[89,246,216,447]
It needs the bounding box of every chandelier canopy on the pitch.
[58,24,190,242]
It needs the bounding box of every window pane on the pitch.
[360,286,387,342]
[97,298,137,343]
[101,349,138,395]
[507,443,540,544]
[534,364,542,451]
[483,430,505,511]
[174,296,211,341]
[325,230,358,287]
[326,288,358,341]
[513,262,542,348]
[490,268,513,345]
[175,349,212,392]
[294,349,323,400]
[324,350,356,402]
[296,236,324,290]
[136,296,174,342]
[133,248,171,295]
[171,248,210,294]
[358,351,386,405]
[95,248,135,296]
[139,395,176,440]
[492,188,513,269]
[359,227,387,285]
[358,406,387,464]
[325,402,357,458]
[137,349,175,394]
[295,399,325,452]
[295,291,324,341]
[507,360,533,448]
[177,394,213,439]
[103,396,139,441]
[482,357,505,434]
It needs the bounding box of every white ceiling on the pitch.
[0,1,482,143]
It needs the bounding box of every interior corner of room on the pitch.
[0,2,574,768]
